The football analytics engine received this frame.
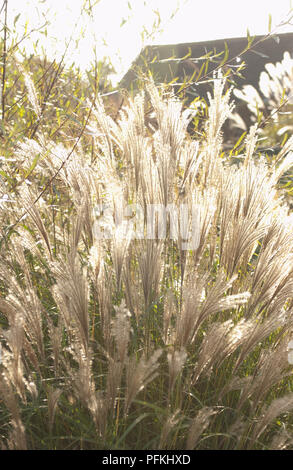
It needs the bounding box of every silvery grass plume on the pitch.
[234,52,293,119]
[233,51,293,137]
[158,409,181,450]
[14,54,42,120]
[186,407,219,450]
[1,75,293,449]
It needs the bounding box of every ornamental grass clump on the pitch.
[0,71,293,450]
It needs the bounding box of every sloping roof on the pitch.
[120,32,293,95]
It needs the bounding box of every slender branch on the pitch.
[173,14,293,97]
[1,0,8,122]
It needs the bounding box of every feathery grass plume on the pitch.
[177,140,202,197]
[114,91,146,193]
[89,242,103,280]
[0,300,37,450]
[18,185,52,259]
[65,341,108,438]
[91,94,120,161]
[273,150,293,183]
[234,52,293,121]
[159,409,181,450]
[56,145,99,202]
[6,419,27,450]
[245,211,293,317]
[185,407,218,450]
[244,123,259,167]
[207,74,234,142]
[104,299,130,415]
[112,225,133,291]
[41,142,76,179]
[192,318,253,384]
[0,310,26,401]
[62,167,96,245]
[95,259,113,349]
[52,251,89,353]
[174,273,207,348]
[233,51,293,147]
[0,355,27,450]
[227,418,248,448]
[219,157,280,276]
[0,244,45,362]
[106,359,124,416]
[46,386,62,434]
[137,240,163,311]
[201,74,234,186]
[146,78,194,163]
[269,428,293,450]
[13,242,45,356]
[69,203,86,252]
[47,316,63,377]
[274,134,293,163]
[162,289,177,346]
[14,138,45,173]
[189,187,217,268]
[15,58,41,120]
[0,263,43,380]
[13,226,44,259]
[167,347,187,394]
[235,338,292,414]
[125,348,162,416]
[139,149,162,209]
[122,237,147,321]
[153,139,176,207]
[176,271,249,348]
[111,300,132,364]
[234,84,265,120]
[251,394,293,447]
[233,309,291,372]
[67,344,94,407]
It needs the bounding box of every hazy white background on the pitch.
[6,0,293,82]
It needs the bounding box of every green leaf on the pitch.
[268,13,272,33]
[181,47,192,61]
[24,148,50,180]
[0,170,13,186]
[13,13,21,27]
[24,153,42,179]
[220,42,229,67]
[231,131,247,154]
[204,58,209,75]
[281,133,288,147]
[247,28,251,42]
[167,76,179,86]
[280,87,286,106]
[196,61,206,81]
[245,29,255,50]
[114,413,149,448]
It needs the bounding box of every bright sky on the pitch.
[7,0,293,83]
